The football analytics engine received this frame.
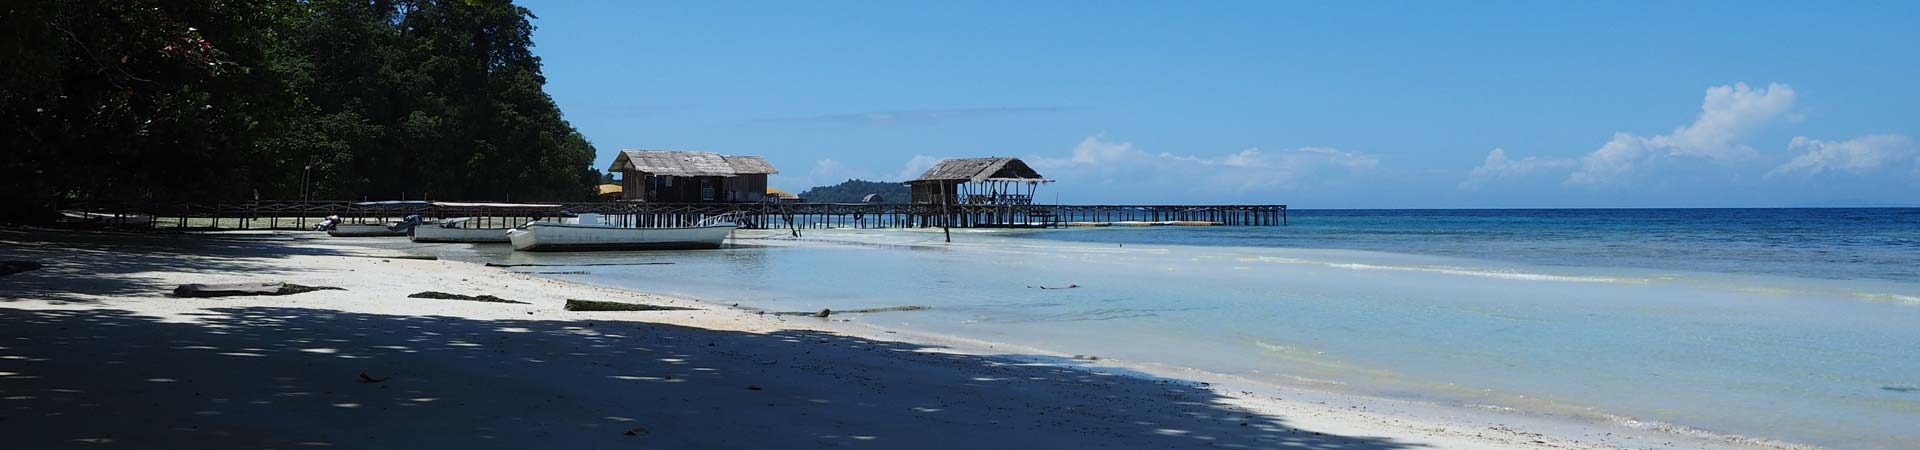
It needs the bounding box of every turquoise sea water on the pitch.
[409,208,1920,449]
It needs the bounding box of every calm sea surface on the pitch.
[399,208,1920,450]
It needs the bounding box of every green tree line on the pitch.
[796,179,910,203]
[1,0,599,221]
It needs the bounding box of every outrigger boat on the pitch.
[410,202,565,243]
[506,213,737,251]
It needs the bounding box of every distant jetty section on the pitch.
[52,200,1287,230]
[54,156,1283,230]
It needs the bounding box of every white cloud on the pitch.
[1562,82,1796,186]
[1653,82,1797,160]
[1029,135,1381,195]
[1768,134,1916,177]
[895,154,947,181]
[1460,148,1577,189]
[1030,135,1151,169]
[1567,133,1656,186]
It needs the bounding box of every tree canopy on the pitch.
[1,0,599,220]
[796,179,910,203]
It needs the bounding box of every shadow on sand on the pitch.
[0,229,349,304]
[0,305,1427,450]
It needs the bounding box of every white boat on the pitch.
[60,210,155,226]
[408,202,565,243]
[327,223,409,237]
[507,214,737,251]
[411,218,511,243]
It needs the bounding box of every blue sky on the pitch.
[522,0,1919,207]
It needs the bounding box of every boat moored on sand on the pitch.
[409,202,566,243]
[506,213,736,251]
[322,200,429,237]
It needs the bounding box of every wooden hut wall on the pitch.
[620,170,648,200]
[725,175,768,202]
[909,181,960,204]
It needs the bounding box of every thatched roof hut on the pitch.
[609,150,779,202]
[610,150,778,178]
[906,157,1051,205]
[910,157,1050,183]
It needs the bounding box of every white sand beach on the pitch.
[0,229,1803,450]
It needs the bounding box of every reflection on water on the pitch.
[381,227,1920,450]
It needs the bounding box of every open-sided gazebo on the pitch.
[905,157,1052,206]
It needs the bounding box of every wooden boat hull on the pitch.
[507,223,734,251]
[410,225,511,243]
[327,224,407,237]
[61,210,154,226]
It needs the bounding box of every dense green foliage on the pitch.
[796,179,909,203]
[1,0,599,220]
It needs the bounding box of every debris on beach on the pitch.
[485,262,673,268]
[770,305,931,317]
[346,254,438,261]
[358,373,390,383]
[0,261,44,276]
[563,299,694,312]
[173,282,345,297]
[407,291,528,304]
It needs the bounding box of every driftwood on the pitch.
[407,291,527,304]
[173,282,344,298]
[485,262,673,267]
[346,255,438,261]
[0,261,44,277]
[564,299,694,312]
[771,306,931,318]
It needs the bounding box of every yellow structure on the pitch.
[597,184,623,200]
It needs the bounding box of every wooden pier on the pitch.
[51,201,1287,230]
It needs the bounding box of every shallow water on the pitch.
[398,208,1920,450]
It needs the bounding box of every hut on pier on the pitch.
[610,150,779,202]
[906,157,1052,205]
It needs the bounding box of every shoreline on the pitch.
[0,228,1820,449]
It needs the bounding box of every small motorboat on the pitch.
[408,202,566,243]
[507,214,736,251]
[323,201,429,237]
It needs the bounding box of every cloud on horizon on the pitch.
[1566,82,1797,186]
[1456,81,1916,205]
[1768,134,1917,177]
[1028,135,1384,199]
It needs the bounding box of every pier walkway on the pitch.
[52,201,1287,230]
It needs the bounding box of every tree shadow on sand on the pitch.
[0,229,351,304]
[0,306,1428,450]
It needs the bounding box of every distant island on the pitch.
[797,179,910,203]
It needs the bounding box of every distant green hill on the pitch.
[797,179,910,203]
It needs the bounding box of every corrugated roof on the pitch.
[610,150,780,177]
[910,157,1050,182]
